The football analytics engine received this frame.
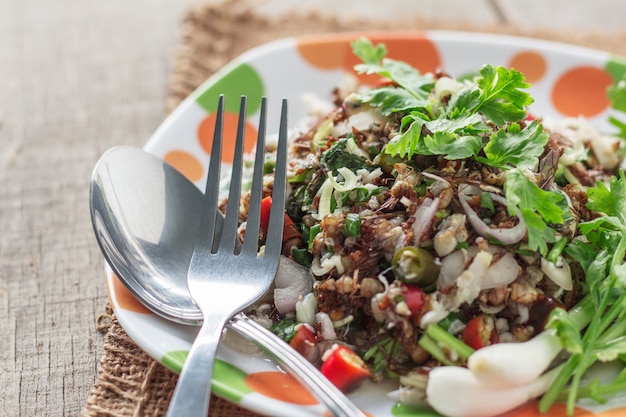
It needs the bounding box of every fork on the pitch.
[166,95,288,417]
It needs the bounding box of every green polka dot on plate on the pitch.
[196,63,265,116]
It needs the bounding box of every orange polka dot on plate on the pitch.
[508,50,547,83]
[197,111,259,164]
[552,66,613,117]
[297,36,351,70]
[110,272,153,314]
[244,371,318,405]
[163,150,204,183]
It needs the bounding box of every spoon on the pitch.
[89,145,367,417]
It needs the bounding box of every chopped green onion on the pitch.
[269,319,298,342]
[419,324,474,366]
[308,224,321,250]
[479,192,495,213]
[343,213,361,237]
[291,247,313,268]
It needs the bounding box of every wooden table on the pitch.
[1,0,620,415]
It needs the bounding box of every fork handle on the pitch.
[166,316,228,417]
[229,313,368,417]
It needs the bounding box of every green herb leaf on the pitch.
[474,65,533,125]
[586,170,626,225]
[321,138,369,174]
[361,86,430,116]
[504,169,566,255]
[476,120,549,170]
[351,38,434,102]
[384,115,427,158]
[422,132,482,160]
[269,319,298,342]
[343,213,361,237]
[351,37,387,65]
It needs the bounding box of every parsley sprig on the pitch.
[351,37,566,255]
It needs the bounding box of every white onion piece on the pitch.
[438,249,470,289]
[434,76,465,102]
[315,312,337,340]
[458,186,526,245]
[481,252,519,289]
[315,178,334,219]
[311,254,345,276]
[427,364,563,417]
[273,256,314,314]
[295,292,317,325]
[456,250,493,305]
[328,167,359,192]
[541,256,573,290]
[439,246,519,291]
[412,197,440,245]
[434,213,467,257]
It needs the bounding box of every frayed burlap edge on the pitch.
[81,304,262,417]
[84,1,626,416]
[81,304,178,417]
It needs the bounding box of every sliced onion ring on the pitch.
[458,185,526,245]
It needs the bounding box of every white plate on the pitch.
[107,31,626,417]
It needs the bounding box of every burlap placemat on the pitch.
[82,2,626,416]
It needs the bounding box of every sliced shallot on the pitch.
[458,185,527,245]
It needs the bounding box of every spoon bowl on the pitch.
[90,145,204,324]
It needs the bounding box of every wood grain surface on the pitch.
[1,0,624,416]
[0,1,201,415]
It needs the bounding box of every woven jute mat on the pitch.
[82,2,626,416]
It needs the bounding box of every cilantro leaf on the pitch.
[384,115,427,158]
[474,65,533,125]
[351,38,434,101]
[422,132,482,160]
[586,170,626,225]
[351,37,387,65]
[475,120,549,169]
[505,169,566,224]
[504,169,566,254]
[385,110,487,159]
[425,112,489,135]
[447,85,481,116]
[361,86,430,116]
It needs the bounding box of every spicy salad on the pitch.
[237,38,626,417]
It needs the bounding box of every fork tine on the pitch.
[264,98,288,259]
[242,97,268,254]
[219,95,247,254]
[198,94,224,253]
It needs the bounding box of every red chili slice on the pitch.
[461,314,499,350]
[290,324,317,356]
[260,196,273,233]
[321,344,371,393]
[401,284,425,319]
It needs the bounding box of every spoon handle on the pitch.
[229,313,367,417]
[166,315,228,417]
